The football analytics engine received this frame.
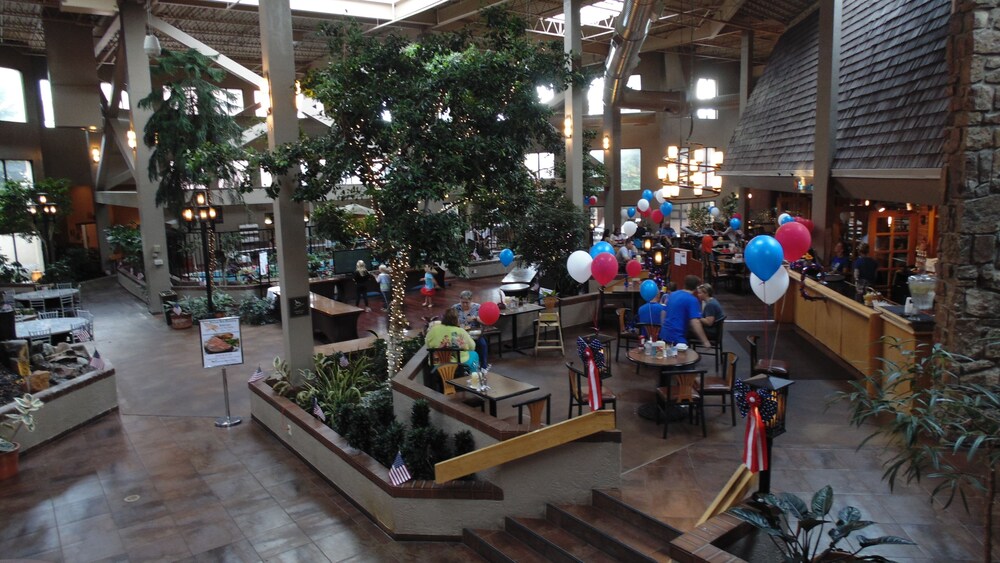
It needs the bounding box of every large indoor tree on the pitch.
[260,9,580,374]
[0,177,72,269]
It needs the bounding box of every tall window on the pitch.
[100,82,131,110]
[524,152,555,179]
[215,88,245,116]
[0,68,27,123]
[39,79,54,128]
[1,160,33,183]
[587,75,641,115]
[620,148,641,191]
[695,78,717,100]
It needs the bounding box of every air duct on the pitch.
[604,0,686,114]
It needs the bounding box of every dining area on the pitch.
[2,283,94,346]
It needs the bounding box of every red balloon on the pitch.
[591,253,618,286]
[775,221,812,262]
[702,235,714,254]
[733,213,742,219]
[650,210,664,223]
[478,302,500,326]
[589,195,598,206]
[626,259,642,278]
[800,218,814,233]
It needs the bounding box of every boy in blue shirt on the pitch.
[659,275,711,347]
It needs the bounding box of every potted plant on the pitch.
[729,485,914,562]
[168,299,194,329]
[0,393,44,480]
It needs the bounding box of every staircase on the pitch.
[463,489,682,562]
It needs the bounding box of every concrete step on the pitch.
[592,489,683,542]
[546,503,673,563]
[462,528,549,563]
[505,516,618,563]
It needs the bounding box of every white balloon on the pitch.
[778,213,791,225]
[621,208,630,219]
[709,206,720,217]
[654,189,666,203]
[637,199,650,212]
[567,250,594,284]
[749,267,790,305]
[622,221,637,237]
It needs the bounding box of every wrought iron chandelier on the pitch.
[656,144,724,200]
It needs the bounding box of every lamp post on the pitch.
[182,191,217,314]
[27,193,58,265]
[745,373,794,495]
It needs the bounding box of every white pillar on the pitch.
[564,0,584,208]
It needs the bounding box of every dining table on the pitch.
[499,302,544,355]
[627,346,702,421]
[16,316,90,341]
[446,370,539,417]
[15,288,80,312]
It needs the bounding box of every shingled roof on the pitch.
[834,0,949,170]
[722,10,819,174]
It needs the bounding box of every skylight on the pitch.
[548,0,623,28]
[203,0,445,22]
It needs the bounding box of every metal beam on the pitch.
[93,17,120,58]
[148,14,265,87]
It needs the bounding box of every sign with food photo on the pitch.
[199,316,244,369]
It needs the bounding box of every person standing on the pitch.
[852,243,879,289]
[421,264,439,308]
[353,260,372,312]
[376,264,391,311]
[659,275,711,347]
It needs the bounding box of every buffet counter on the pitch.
[775,267,934,385]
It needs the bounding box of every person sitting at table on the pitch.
[425,308,480,371]
[829,241,849,275]
[659,275,711,347]
[453,290,488,366]
[636,290,666,338]
[617,239,637,272]
[659,221,676,239]
[694,283,725,340]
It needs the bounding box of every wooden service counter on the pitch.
[775,268,934,383]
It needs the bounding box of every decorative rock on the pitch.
[965,287,1000,316]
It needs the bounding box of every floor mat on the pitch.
[728,328,855,380]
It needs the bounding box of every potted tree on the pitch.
[0,393,44,480]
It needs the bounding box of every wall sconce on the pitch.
[264,213,274,226]
[865,199,870,206]
[563,116,572,139]
[91,147,100,163]
[126,129,137,149]
[602,134,610,150]
[304,212,310,223]
[906,203,913,211]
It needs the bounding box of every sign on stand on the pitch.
[198,316,244,427]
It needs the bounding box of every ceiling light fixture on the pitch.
[659,144,723,200]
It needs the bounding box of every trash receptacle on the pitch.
[160,290,179,326]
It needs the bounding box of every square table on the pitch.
[447,371,539,417]
[499,303,544,355]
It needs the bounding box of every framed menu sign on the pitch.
[199,316,244,369]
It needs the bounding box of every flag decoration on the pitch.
[312,397,327,422]
[247,365,266,383]
[72,327,93,342]
[389,451,412,486]
[734,380,779,473]
[576,337,604,411]
[88,349,105,371]
[576,336,606,374]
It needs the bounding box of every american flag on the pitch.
[247,365,266,383]
[89,350,105,371]
[312,397,326,422]
[388,451,412,486]
[73,327,93,342]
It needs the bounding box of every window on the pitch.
[0,68,27,123]
[1,160,33,183]
[39,80,54,128]
[695,78,717,100]
[589,149,604,164]
[620,148,640,190]
[695,108,718,120]
[215,88,244,116]
[254,89,268,117]
[524,152,555,179]
[100,82,130,110]
[587,75,641,115]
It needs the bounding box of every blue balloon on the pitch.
[639,279,659,303]
[660,202,673,216]
[499,248,514,267]
[589,241,615,259]
[627,207,636,218]
[779,214,795,225]
[641,189,654,202]
[730,218,741,230]
[744,235,784,281]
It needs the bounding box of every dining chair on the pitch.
[565,363,616,424]
[426,347,462,368]
[56,282,74,290]
[693,317,726,372]
[480,326,503,360]
[656,369,706,438]
[702,352,738,426]
[615,307,640,362]
[59,294,75,316]
[37,311,61,319]
[534,296,563,356]
[27,328,51,348]
[27,298,46,313]
[511,393,551,429]
[746,335,789,377]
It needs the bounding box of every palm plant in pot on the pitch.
[729,485,914,562]
[0,393,44,480]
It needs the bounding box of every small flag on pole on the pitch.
[88,349,105,371]
[389,451,412,486]
[312,397,326,422]
[248,365,266,383]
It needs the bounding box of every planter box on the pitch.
[0,364,117,452]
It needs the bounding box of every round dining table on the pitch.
[627,346,702,421]
[14,288,80,312]
[16,316,90,340]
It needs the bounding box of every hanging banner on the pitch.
[199,316,244,369]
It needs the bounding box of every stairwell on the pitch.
[463,489,682,562]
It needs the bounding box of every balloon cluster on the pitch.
[742,220,813,305]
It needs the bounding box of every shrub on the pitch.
[238,295,275,325]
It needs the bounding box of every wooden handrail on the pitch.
[434,410,616,483]
[697,464,755,525]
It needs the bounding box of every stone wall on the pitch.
[938,0,1000,381]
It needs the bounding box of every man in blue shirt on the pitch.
[636,289,666,337]
[659,275,711,347]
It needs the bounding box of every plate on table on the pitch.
[468,329,482,337]
[676,343,689,351]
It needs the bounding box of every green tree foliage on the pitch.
[512,183,590,295]
[0,178,72,242]
[311,202,361,248]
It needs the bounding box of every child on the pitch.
[376,264,391,311]
[353,260,372,312]
[421,264,439,308]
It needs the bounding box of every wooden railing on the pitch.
[434,410,616,483]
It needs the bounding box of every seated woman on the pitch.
[425,308,480,371]
[453,290,488,366]
[695,283,725,340]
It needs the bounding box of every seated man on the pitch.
[694,283,725,340]
[425,308,479,371]
[452,290,488,366]
[635,290,666,338]
[659,275,711,347]
[617,239,637,272]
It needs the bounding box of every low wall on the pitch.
[0,365,118,451]
[116,269,147,303]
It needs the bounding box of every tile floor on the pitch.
[0,276,992,561]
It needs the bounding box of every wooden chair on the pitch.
[433,363,483,410]
[615,307,640,362]
[702,352,738,426]
[426,346,462,368]
[511,393,551,429]
[534,296,564,356]
[566,363,616,424]
[693,317,726,372]
[746,335,789,377]
[656,369,706,438]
